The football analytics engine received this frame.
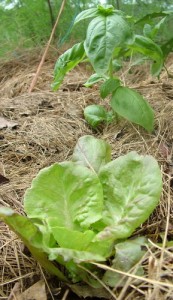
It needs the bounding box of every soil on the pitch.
[0,48,173,300]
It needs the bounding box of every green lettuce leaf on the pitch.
[96,152,162,240]
[103,237,147,287]
[24,161,103,229]
[72,135,111,173]
[47,224,95,251]
[48,247,106,263]
[0,206,67,281]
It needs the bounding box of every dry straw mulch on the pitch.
[0,49,173,299]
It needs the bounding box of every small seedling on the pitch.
[52,5,170,132]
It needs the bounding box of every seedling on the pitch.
[52,4,168,132]
[0,135,162,295]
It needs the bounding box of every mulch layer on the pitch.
[0,48,173,300]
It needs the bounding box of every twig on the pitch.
[0,272,35,287]
[78,265,117,300]
[61,289,69,300]
[92,263,173,289]
[148,173,171,300]
[28,0,66,93]
[38,263,55,300]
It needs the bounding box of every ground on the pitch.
[0,48,173,299]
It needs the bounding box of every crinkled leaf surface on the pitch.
[48,248,105,263]
[52,42,85,90]
[85,239,113,258]
[96,152,162,241]
[84,13,132,74]
[0,206,67,281]
[111,86,154,132]
[103,237,147,287]
[72,135,111,173]
[24,162,103,229]
[48,220,113,258]
[47,223,95,251]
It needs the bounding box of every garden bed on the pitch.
[0,50,173,299]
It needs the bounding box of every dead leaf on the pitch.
[0,116,18,129]
[8,280,47,300]
[8,283,21,300]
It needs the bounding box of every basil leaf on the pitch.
[111,86,154,132]
[52,42,85,90]
[84,14,132,75]
[84,105,109,128]
[74,8,99,25]
[129,35,163,76]
[84,74,105,87]
[100,78,120,99]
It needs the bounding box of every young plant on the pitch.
[52,4,165,132]
[0,135,162,296]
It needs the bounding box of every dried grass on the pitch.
[0,49,173,299]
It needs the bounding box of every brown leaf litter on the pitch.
[7,280,47,300]
[0,49,173,299]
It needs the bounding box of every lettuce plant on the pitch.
[0,136,162,294]
[52,4,166,132]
